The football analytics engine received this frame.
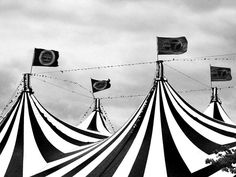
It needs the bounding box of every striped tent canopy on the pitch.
[0,74,108,177]
[33,61,236,177]
[204,87,234,124]
[77,98,112,136]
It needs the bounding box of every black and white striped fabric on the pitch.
[32,78,236,177]
[0,91,108,177]
[204,87,234,124]
[77,99,111,137]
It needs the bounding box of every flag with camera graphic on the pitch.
[157,36,188,55]
[32,48,59,67]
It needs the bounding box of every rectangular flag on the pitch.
[91,78,111,93]
[157,36,188,55]
[32,48,59,67]
[210,66,232,81]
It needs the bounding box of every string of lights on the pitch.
[34,54,236,75]
[100,103,115,133]
[78,102,94,124]
[98,86,236,100]
[32,73,92,95]
[0,79,24,120]
[33,77,93,99]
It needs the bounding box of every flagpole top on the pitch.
[210,87,221,103]
[94,98,101,112]
[155,60,165,81]
[23,73,33,93]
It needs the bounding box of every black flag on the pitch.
[157,36,188,55]
[32,48,59,67]
[91,78,111,93]
[210,66,232,81]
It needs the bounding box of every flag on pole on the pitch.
[157,36,188,55]
[32,48,59,67]
[91,78,111,93]
[210,66,232,81]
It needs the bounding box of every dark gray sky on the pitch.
[0,0,236,130]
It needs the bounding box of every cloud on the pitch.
[0,0,236,127]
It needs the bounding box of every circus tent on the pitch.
[0,73,108,177]
[77,98,112,137]
[32,61,236,177]
[204,87,234,124]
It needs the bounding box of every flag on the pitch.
[210,66,232,81]
[157,36,188,55]
[91,78,111,93]
[32,48,59,67]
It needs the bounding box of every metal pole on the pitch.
[210,64,212,88]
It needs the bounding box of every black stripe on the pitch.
[165,82,236,138]
[216,103,232,122]
[26,93,84,162]
[99,112,110,133]
[0,94,22,132]
[33,86,155,176]
[213,102,224,122]
[0,94,23,154]
[128,90,157,177]
[63,86,156,177]
[31,98,92,146]
[192,163,223,177]
[160,83,191,177]
[31,95,108,139]
[31,143,100,177]
[166,82,236,129]
[163,83,222,154]
[5,94,25,177]
[87,113,98,131]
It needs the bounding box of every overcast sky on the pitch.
[0,0,236,131]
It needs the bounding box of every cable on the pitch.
[78,102,94,124]
[100,94,146,100]
[36,61,156,74]
[164,63,210,88]
[0,79,24,120]
[32,74,92,94]
[100,103,115,133]
[33,77,93,99]
[34,53,236,75]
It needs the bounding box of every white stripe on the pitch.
[35,142,100,173]
[204,103,214,118]
[165,83,236,132]
[47,95,148,176]
[23,93,47,177]
[31,95,101,142]
[78,111,111,136]
[144,85,167,177]
[210,170,233,177]
[216,103,234,124]
[161,83,208,172]
[0,96,24,177]
[96,113,111,136]
[113,89,156,177]
[77,112,96,130]
[28,96,80,152]
[0,101,20,142]
[165,83,236,143]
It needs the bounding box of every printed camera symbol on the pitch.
[163,39,183,51]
